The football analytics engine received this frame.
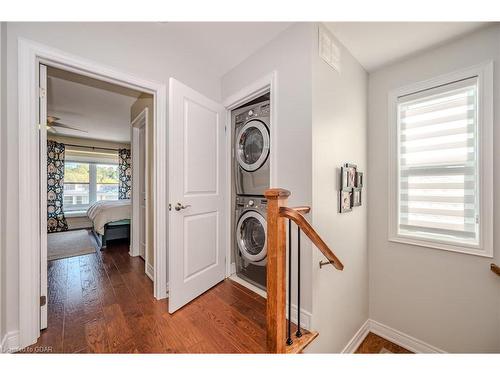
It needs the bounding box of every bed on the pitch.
[87,199,132,249]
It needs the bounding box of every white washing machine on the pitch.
[234,196,267,290]
[233,99,270,196]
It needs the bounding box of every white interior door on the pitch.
[39,63,48,330]
[168,78,226,313]
[139,124,146,259]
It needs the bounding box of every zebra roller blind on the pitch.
[397,76,479,245]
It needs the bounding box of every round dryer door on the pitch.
[236,120,270,172]
[236,210,267,263]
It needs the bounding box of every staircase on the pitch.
[265,188,344,354]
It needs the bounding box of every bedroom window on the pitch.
[64,162,90,211]
[64,162,119,211]
[388,62,493,257]
[96,164,119,201]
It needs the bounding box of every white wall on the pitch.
[222,23,315,313]
[368,24,500,352]
[308,25,368,352]
[0,21,6,349]
[2,22,221,340]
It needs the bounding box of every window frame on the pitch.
[63,161,119,212]
[388,62,493,258]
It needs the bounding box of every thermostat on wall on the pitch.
[319,27,341,73]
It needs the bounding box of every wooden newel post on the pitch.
[264,188,290,353]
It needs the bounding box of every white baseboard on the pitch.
[230,262,236,275]
[288,303,312,331]
[229,274,312,330]
[1,330,20,353]
[341,320,371,353]
[146,263,154,281]
[342,319,445,353]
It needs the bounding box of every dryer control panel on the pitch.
[236,196,267,209]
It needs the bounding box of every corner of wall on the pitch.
[309,24,369,352]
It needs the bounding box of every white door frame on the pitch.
[222,71,278,278]
[38,64,48,330]
[17,38,168,348]
[131,107,152,280]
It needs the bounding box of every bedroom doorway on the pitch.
[38,61,157,333]
[17,39,168,348]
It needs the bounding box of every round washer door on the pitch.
[236,210,267,263]
[235,120,270,172]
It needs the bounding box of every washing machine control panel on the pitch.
[236,197,267,209]
[234,101,270,124]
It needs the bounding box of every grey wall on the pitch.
[368,24,500,352]
[222,23,315,312]
[2,22,221,341]
[308,24,368,352]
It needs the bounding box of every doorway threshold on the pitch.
[229,274,267,299]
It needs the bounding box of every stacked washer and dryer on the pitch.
[232,96,271,291]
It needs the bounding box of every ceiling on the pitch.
[325,22,488,72]
[45,23,294,143]
[47,67,144,143]
[154,22,292,77]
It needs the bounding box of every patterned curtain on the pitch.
[118,148,132,199]
[47,140,69,233]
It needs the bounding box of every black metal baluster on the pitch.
[296,227,302,338]
[286,219,293,345]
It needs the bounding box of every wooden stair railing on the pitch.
[265,188,344,354]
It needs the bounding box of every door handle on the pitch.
[175,202,191,211]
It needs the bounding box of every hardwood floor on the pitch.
[355,333,413,354]
[25,239,270,353]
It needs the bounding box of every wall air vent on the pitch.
[319,26,341,73]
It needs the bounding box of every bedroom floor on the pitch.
[24,240,271,353]
[47,229,97,261]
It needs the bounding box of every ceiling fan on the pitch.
[46,116,88,133]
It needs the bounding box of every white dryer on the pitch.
[233,99,270,196]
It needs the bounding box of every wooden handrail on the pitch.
[280,207,344,270]
[290,206,311,214]
[264,188,344,353]
[491,263,500,277]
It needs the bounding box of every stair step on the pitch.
[285,330,319,354]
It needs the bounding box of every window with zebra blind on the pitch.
[389,63,493,257]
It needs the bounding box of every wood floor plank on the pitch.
[355,332,413,354]
[85,317,110,353]
[103,303,137,353]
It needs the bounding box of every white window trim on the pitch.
[388,61,493,258]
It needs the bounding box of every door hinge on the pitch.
[168,203,172,211]
[39,87,46,99]
[40,295,47,307]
